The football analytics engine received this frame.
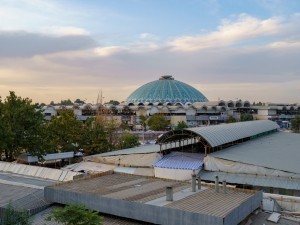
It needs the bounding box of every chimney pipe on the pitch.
[192,174,196,192]
[223,180,227,193]
[215,176,219,193]
[198,175,201,190]
[166,186,173,201]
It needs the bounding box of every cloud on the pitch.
[0,31,97,57]
[168,14,282,51]
[0,13,299,104]
[42,26,90,36]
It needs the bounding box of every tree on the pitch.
[139,115,148,131]
[147,114,169,131]
[240,113,254,121]
[176,121,188,129]
[291,115,300,132]
[105,100,120,105]
[0,202,31,225]
[0,91,48,161]
[60,99,73,106]
[46,110,83,153]
[80,118,112,155]
[47,204,103,225]
[74,99,85,104]
[117,133,140,149]
[225,115,237,123]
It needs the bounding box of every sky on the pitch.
[0,0,300,104]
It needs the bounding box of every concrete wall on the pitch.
[45,187,224,225]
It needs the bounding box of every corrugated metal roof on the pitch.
[18,152,74,163]
[200,171,300,190]
[91,144,161,157]
[153,152,204,170]
[185,120,279,147]
[209,131,300,174]
[91,140,195,157]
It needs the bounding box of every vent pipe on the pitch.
[192,173,196,192]
[198,175,201,190]
[215,176,219,193]
[223,180,227,194]
[166,186,173,201]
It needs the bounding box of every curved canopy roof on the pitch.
[126,75,208,104]
[157,120,279,148]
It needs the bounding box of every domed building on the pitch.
[126,75,208,104]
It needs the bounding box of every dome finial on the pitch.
[159,75,174,80]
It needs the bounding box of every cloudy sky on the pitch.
[0,0,299,104]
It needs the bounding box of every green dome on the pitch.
[126,75,208,104]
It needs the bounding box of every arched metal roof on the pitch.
[157,120,279,148]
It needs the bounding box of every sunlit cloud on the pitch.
[42,26,90,36]
[168,14,282,51]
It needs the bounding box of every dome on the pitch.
[126,75,208,104]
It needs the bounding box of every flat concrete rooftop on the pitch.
[45,173,262,225]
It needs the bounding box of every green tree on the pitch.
[105,100,120,105]
[60,99,73,106]
[0,91,47,161]
[47,204,103,225]
[117,133,140,149]
[291,115,300,132]
[139,115,148,131]
[46,110,83,153]
[225,115,237,123]
[80,118,112,155]
[0,202,31,225]
[147,114,169,131]
[240,113,254,121]
[176,121,188,129]
[74,99,85,104]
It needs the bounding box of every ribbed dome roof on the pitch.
[126,75,208,104]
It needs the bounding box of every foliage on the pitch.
[105,100,120,105]
[225,115,237,123]
[176,121,188,129]
[139,115,148,131]
[74,99,85,104]
[46,110,83,152]
[80,118,112,155]
[240,113,254,121]
[46,204,103,225]
[147,114,169,131]
[120,122,131,131]
[117,133,140,149]
[0,202,31,225]
[291,115,300,132]
[60,99,73,105]
[0,91,47,161]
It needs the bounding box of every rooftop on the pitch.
[157,120,280,147]
[209,131,300,174]
[45,173,262,225]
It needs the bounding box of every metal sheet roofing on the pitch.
[153,152,204,170]
[90,144,161,157]
[185,120,279,147]
[209,131,300,174]
[90,140,195,157]
[200,171,300,191]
